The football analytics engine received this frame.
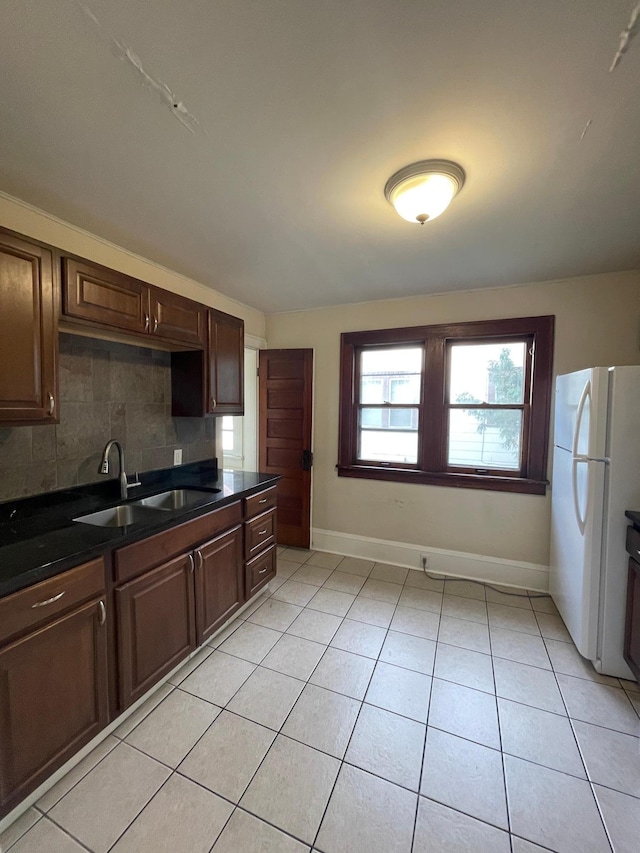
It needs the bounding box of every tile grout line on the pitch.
[534,608,616,853]
[9,550,638,852]
[310,562,408,851]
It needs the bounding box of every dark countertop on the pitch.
[0,461,279,598]
[626,510,640,531]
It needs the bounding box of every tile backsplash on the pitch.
[0,334,216,503]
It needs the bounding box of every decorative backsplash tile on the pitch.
[0,334,215,502]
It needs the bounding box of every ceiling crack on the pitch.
[609,1,640,71]
[73,0,205,135]
[579,119,592,142]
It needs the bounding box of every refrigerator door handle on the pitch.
[572,379,591,459]
[571,456,588,535]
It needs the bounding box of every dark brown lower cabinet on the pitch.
[624,556,640,681]
[0,598,109,816]
[194,525,244,644]
[116,553,196,709]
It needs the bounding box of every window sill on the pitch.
[337,465,548,495]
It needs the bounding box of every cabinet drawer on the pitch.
[246,545,276,597]
[245,486,277,520]
[115,501,242,582]
[626,526,640,563]
[245,508,276,558]
[0,557,105,645]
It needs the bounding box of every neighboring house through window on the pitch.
[338,315,554,494]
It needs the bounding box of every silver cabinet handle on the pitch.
[32,591,65,608]
[144,313,150,332]
[258,568,268,575]
[98,600,106,626]
[188,553,195,573]
[257,529,267,536]
[47,392,55,415]
[153,316,159,333]
[210,397,217,410]
[258,498,268,504]
[196,549,203,570]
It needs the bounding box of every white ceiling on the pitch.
[1,0,639,313]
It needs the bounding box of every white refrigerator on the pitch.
[550,365,640,679]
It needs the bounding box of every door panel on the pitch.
[194,526,243,644]
[0,599,109,816]
[62,257,148,334]
[0,232,57,424]
[259,349,313,548]
[150,288,206,348]
[116,553,196,708]
[549,447,605,659]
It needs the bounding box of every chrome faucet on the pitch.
[99,440,140,500]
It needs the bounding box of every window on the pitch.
[338,316,554,494]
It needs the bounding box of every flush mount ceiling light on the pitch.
[384,159,465,224]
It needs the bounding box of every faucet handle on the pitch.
[128,472,142,488]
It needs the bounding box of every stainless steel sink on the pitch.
[130,489,220,511]
[73,505,159,528]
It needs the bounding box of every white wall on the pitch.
[266,271,640,583]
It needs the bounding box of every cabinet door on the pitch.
[149,287,206,348]
[116,553,196,709]
[624,557,640,682]
[194,525,244,644]
[0,230,58,424]
[62,257,149,335]
[0,598,109,818]
[209,309,244,414]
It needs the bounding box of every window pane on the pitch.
[449,342,526,405]
[360,347,422,404]
[389,408,418,428]
[448,408,522,470]
[361,407,383,428]
[359,429,418,464]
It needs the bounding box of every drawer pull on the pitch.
[258,498,268,504]
[196,549,203,570]
[188,554,195,574]
[258,568,268,575]
[257,529,267,536]
[98,600,106,626]
[32,591,65,608]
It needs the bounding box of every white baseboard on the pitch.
[312,528,549,592]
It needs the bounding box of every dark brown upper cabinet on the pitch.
[171,308,244,417]
[0,229,58,425]
[209,308,244,414]
[62,257,148,335]
[62,257,206,349]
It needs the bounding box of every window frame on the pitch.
[337,316,554,495]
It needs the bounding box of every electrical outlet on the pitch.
[420,553,429,569]
[173,448,183,465]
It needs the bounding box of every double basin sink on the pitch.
[73,488,221,528]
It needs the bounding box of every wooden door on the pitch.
[209,309,244,414]
[116,553,196,709]
[62,257,149,335]
[0,598,109,817]
[149,287,206,348]
[0,230,58,424]
[194,525,243,644]
[259,349,313,548]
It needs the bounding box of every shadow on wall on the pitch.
[0,334,215,502]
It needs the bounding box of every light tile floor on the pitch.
[3,547,640,853]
